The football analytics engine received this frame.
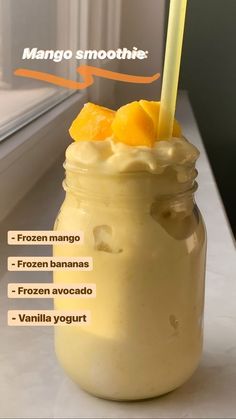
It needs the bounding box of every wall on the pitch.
[179,0,236,236]
[116,0,165,106]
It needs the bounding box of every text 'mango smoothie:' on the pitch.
[53,101,206,400]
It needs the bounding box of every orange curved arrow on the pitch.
[14,65,160,90]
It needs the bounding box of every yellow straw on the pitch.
[158,0,188,139]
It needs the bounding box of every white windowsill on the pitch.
[0,91,87,222]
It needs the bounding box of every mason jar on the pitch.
[53,139,206,401]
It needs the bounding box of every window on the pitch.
[0,0,122,142]
[0,0,121,221]
[0,0,79,141]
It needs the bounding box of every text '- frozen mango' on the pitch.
[69,103,115,142]
[139,100,182,138]
[112,102,155,147]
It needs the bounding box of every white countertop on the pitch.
[0,93,236,419]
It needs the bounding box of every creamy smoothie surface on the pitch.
[66,136,198,175]
[53,100,206,400]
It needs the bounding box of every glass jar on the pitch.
[53,158,206,401]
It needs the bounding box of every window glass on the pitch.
[0,0,79,141]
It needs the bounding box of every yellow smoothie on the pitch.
[53,101,206,400]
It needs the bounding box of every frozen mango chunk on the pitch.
[139,100,182,138]
[139,100,160,134]
[112,101,155,147]
[69,103,115,141]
